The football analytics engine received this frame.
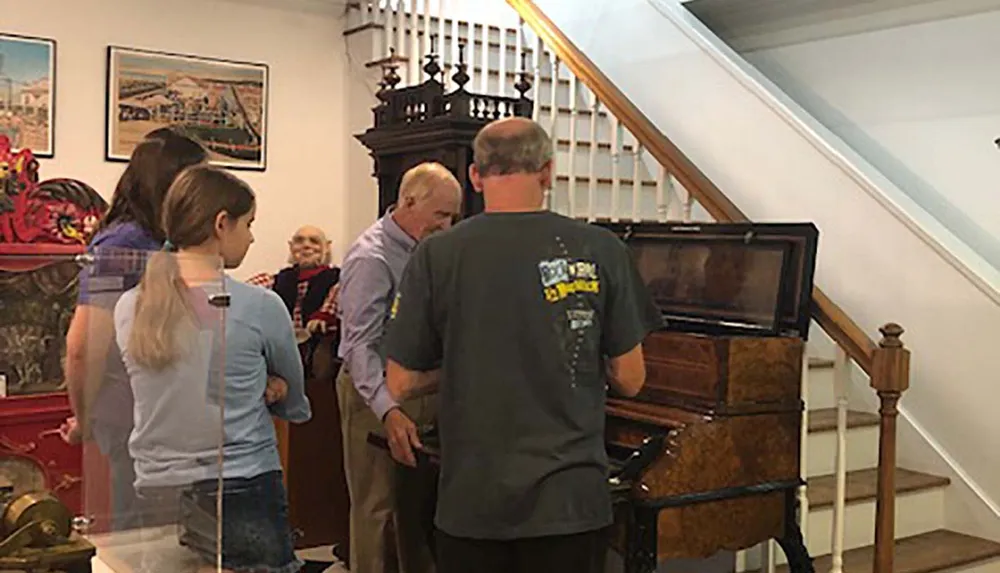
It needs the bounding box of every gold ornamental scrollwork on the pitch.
[0,435,38,455]
[51,473,83,493]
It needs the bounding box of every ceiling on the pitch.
[685,0,1000,51]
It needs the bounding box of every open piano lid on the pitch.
[599,221,819,338]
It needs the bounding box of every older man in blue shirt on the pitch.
[336,162,461,573]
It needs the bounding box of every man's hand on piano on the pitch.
[383,407,423,467]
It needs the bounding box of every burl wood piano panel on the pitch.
[607,409,800,558]
[607,408,801,498]
[640,331,804,412]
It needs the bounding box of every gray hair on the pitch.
[399,162,461,203]
[473,119,553,177]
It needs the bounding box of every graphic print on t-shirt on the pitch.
[538,242,603,388]
[537,257,600,303]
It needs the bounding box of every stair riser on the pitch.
[803,487,945,561]
[734,488,946,570]
[805,366,838,411]
[806,425,879,478]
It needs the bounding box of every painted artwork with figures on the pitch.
[106,46,268,170]
[0,33,56,157]
[0,136,108,395]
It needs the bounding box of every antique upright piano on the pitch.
[372,219,819,573]
[599,220,818,573]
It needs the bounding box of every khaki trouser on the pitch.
[337,366,437,573]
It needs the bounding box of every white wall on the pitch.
[2,0,352,277]
[526,0,1000,538]
[740,10,1000,271]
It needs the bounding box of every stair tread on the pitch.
[809,357,834,368]
[772,529,1000,573]
[808,409,879,433]
[808,467,949,509]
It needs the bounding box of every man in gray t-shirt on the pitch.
[384,117,661,573]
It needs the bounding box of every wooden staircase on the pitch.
[786,358,1000,572]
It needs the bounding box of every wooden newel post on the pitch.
[870,322,910,573]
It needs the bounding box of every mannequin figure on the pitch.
[247,226,340,373]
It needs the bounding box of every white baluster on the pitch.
[763,541,776,573]
[531,37,542,122]
[683,190,694,222]
[545,55,559,211]
[422,0,431,68]
[409,0,419,85]
[499,25,509,98]
[610,118,622,222]
[831,346,850,573]
[450,10,459,90]
[376,3,392,60]
[548,54,559,135]
[655,164,668,222]
[567,74,578,219]
[373,2,385,62]
[395,1,406,73]
[436,0,445,65]
[799,351,811,544]
[587,91,599,221]
[631,143,642,221]
[480,24,489,93]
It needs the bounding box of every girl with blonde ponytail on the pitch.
[114,164,311,573]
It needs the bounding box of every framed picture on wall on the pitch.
[0,33,56,157]
[105,46,269,171]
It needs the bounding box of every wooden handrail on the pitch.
[508,0,876,374]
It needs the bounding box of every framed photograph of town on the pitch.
[0,33,56,157]
[105,46,268,171]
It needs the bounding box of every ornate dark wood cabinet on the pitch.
[600,221,819,573]
[355,42,534,218]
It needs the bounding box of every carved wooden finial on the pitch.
[878,323,904,348]
[423,34,442,82]
[452,42,470,90]
[382,48,401,91]
[514,51,532,99]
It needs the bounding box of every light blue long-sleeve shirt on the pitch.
[337,214,416,421]
[114,278,311,488]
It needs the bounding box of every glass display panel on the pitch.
[629,237,790,332]
[77,247,227,573]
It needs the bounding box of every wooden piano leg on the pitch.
[624,506,658,573]
[775,490,815,573]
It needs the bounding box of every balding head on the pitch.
[394,162,462,241]
[288,224,332,267]
[473,117,553,177]
[470,118,553,212]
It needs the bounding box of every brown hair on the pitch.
[96,133,208,242]
[128,164,256,370]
